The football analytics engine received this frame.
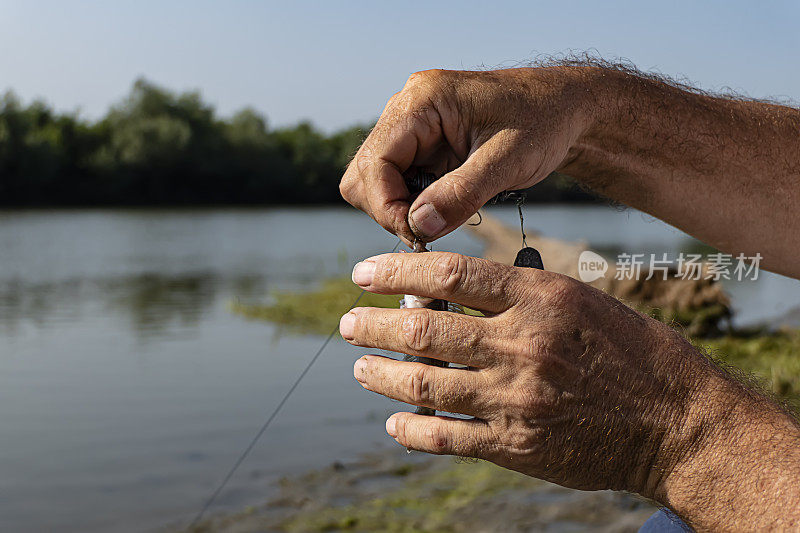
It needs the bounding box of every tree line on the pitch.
[0,78,596,207]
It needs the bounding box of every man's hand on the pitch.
[339,252,800,531]
[340,66,800,277]
[339,68,592,245]
[340,251,704,494]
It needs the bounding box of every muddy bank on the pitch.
[184,447,655,532]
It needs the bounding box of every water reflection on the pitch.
[0,272,268,341]
[108,273,222,338]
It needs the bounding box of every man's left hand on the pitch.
[338,251,722,499]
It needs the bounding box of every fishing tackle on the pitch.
[190,172,546,523]
[403,171,544,418]
[399,239,465,416]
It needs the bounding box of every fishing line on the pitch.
[517,194,528,248]
[189,238,403,528]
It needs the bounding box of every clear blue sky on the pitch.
[1,0,798,131]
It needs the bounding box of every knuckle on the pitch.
[338,178,350,199]
[354,149,372,176]
[497,267,522,296]
[385,90,402,109]
[356,313,377,345]
[507,334,561,377]
[376,257,402,289]
[406,365,433,405]
[505,426,547,458]
[446,175,484,215]
[501,369,561,420]
[405,71,424,87]
[402,71,450,109]
[407,69,444,86]
[506,387,547,415]
[481,429,505,462]
[544,276,584,308]
[433,254,470,294]
[470,432,495,460]
[401,311,434,353]
[423,421,449,453]
[339,175,356,203]
[461,325,482,354]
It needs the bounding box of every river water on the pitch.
[0,206,798,531]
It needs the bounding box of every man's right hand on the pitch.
[339,67,596,245]
[341,66,800,278]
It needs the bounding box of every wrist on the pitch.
[616,333,721,500]
[651,353,800,529]
[650,362,741,500]
[555,66,632,186]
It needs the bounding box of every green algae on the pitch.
[280,460,539,533]
[231,278,400,335]
[696,330,800,401]
[232,277,481,336]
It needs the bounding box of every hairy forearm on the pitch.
[659,359,800,530]
[560,67,800,278]
[558,69,800,526]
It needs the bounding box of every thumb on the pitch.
[408,133,529,241]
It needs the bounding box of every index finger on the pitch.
[340,91,447,243]
[352,252,522,314]
[349,124,415,242]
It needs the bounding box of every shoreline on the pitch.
[184,446,655,533]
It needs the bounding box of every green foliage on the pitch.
[0,79,370,206]
[0,79,593,206]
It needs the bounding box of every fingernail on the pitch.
[353,357,367,383]
[339,312,356,340]
[352,261,376,286]
[410,203,446,238]
[386,416,398,437]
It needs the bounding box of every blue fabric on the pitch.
[638,509,692,532]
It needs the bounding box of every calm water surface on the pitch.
[0,206,798,531]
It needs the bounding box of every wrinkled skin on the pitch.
[338,68,590,246]
[339,66,800,530]
[339,252,708,498]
